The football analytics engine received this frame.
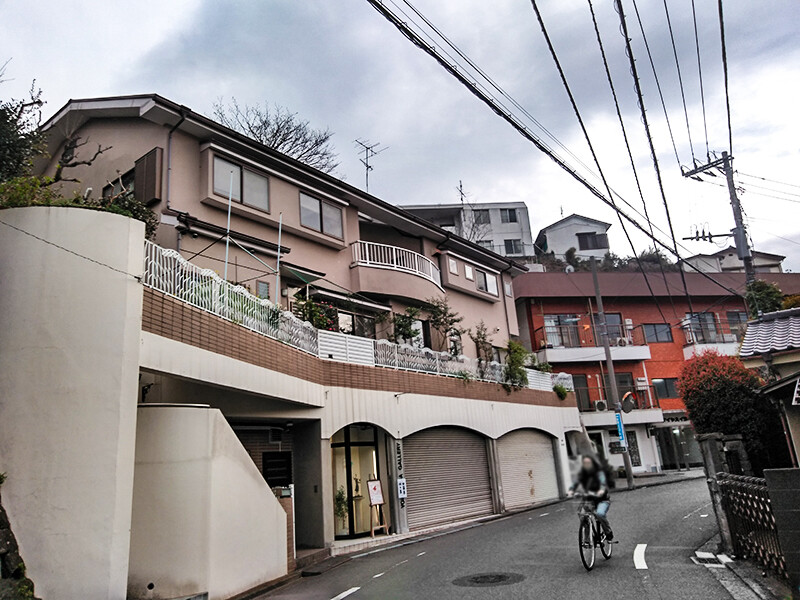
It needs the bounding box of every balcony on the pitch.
[681,317,745,359]
[351,240,442,289]
[533,321,651,364]
[142,241,568,393]
[574,383,663,427]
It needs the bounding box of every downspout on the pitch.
[499,264,513,339]
[165,107,188,210]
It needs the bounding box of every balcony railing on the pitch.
[681,317,746,346]
[573,384,661,413]
[351,240,442,288]
[143,241,570,393]
[534,321,647,350]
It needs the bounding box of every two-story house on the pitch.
[0,94,582,600]
[514,269,800,475]
[534,214,611,261]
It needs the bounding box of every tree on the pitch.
[425,296,465,353]
[212,98,338,173]
[469,320,494,378]
[745,279,783,317]
[0,63,45,182]
[679,350,788,474]
[502,340,530,392]
[389,306,421,345]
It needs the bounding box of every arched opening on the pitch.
[331,422,386,539]
[497,428,560,510]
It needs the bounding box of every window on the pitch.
[337,311,376,339]
[256,281,270,300]
[448,257,459,275]
[500,208,518,223]
[544,314,581,347]
[593,312,624,340]
[464,264,474,280]
[727,311,748,342]
[653,378,679,399]
[572,374,591,411]
[504,239,523,255]
[213,156,270,212]
[602,372,636,401]
[262,451,292,487]
[473,209,490,225]
[643,323,673,343]
[504,281,513,297]
[103,169,135,198]
[300,192,343,238]
[577,232,609,251]
[476,270,498,295]
[685,312,719,344]
[476,240,493,250]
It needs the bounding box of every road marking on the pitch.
[700,514,708,518]
[539,512,550,517]
[373,572,384,578]
[696,551,716,559]
[331,588,360,600]
[556,508,565,512]
[717,554,733,564]
[417,551,426,556]
[682,502,712,519]
[634,544,648,570]
[396,559,408,566]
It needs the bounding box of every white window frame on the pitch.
[300,192,343,239]
[464,264,474,280]
[213,155,270,213]
[448,257,459,275]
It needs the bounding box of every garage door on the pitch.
[403,427,493,530]
[497,429,559,510]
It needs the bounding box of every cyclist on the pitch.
[567,455,614,541]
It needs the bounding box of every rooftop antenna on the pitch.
[458,180,466,204]
[354,139,387,193]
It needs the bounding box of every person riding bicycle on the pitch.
[568,455,614,541]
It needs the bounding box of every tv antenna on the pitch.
[354,139,388,192]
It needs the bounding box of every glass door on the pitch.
[331,424,379,538]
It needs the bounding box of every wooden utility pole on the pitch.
[591,257,635,490]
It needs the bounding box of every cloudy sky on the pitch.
[2,0,799,269]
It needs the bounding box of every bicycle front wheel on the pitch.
[579,518,595,571]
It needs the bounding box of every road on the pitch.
[266,479,752,599]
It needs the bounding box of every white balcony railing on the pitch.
[351,240,442,288]
[142,241,571,393]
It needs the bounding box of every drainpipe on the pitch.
[165,107,189,210]
[499,264,513,338]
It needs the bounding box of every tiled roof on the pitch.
[739,307,800,357]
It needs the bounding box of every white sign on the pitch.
[793,379,800,406]
[367,480,384,506]
[397,477,408,499]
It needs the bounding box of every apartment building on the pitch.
[0,95,581,600]
[514,270,800,475]
[403,201,535,261]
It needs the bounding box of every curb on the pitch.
[614,473,706,493]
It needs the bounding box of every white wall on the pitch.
[128,405,288,600]
[543,219,609,260]
[0,207,143,600]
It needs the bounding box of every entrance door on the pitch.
[331,424,379,538]
[497,430,559,509]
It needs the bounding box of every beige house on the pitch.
[0,95,582,600]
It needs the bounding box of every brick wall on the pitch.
[142,289,571,408]
[277,497,295,572]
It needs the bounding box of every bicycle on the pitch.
[574,492,613,571]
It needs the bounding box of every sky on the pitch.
[2,0,799,270]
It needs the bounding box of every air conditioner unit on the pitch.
[595,400,608,411]
[615,337,628,347]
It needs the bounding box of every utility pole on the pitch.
[682,151,755,285]
[591,257,635,490]
[354,139,387,193]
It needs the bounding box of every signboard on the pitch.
[608,442,628,454]
[397,477,408,499]
[615,413,628,447]
[367,480,384,506]
[793,379,800,406]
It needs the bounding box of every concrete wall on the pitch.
[0,207,144,599]
[128,404,288,600]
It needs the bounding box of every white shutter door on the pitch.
[498,429,559,510]
[403,427,493,530]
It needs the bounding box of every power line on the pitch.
[662,0,695,163]
[737,171,800,191]
[585,0,672,322]
[364,0,744,299]
[613,0,695,316]
[690,0,710,160]
[630,0,681,169]
[717,0,733,155]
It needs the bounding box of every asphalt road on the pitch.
[267,479,747,600]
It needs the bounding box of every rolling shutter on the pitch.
[403,427,493,530]
[498,429,559,510]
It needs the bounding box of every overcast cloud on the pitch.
[2,0,798,269]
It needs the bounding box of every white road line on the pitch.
[539,512,550,517]
[700,514,709,518]
[634,544,648,570]
[373,572,384,578]
[417,551,426,556]
[331,588,360,600]
[682,502,712,520]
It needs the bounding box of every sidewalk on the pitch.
[615,468,706,491]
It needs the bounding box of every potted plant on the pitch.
[334,486,349,531]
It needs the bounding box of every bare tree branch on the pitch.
[212,97,339,173]
[47,135,112,185]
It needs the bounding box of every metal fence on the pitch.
[717,473,787,580]
[143,241,572,392]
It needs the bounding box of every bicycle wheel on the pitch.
[579,518,595,571]
[600,526,613,560]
